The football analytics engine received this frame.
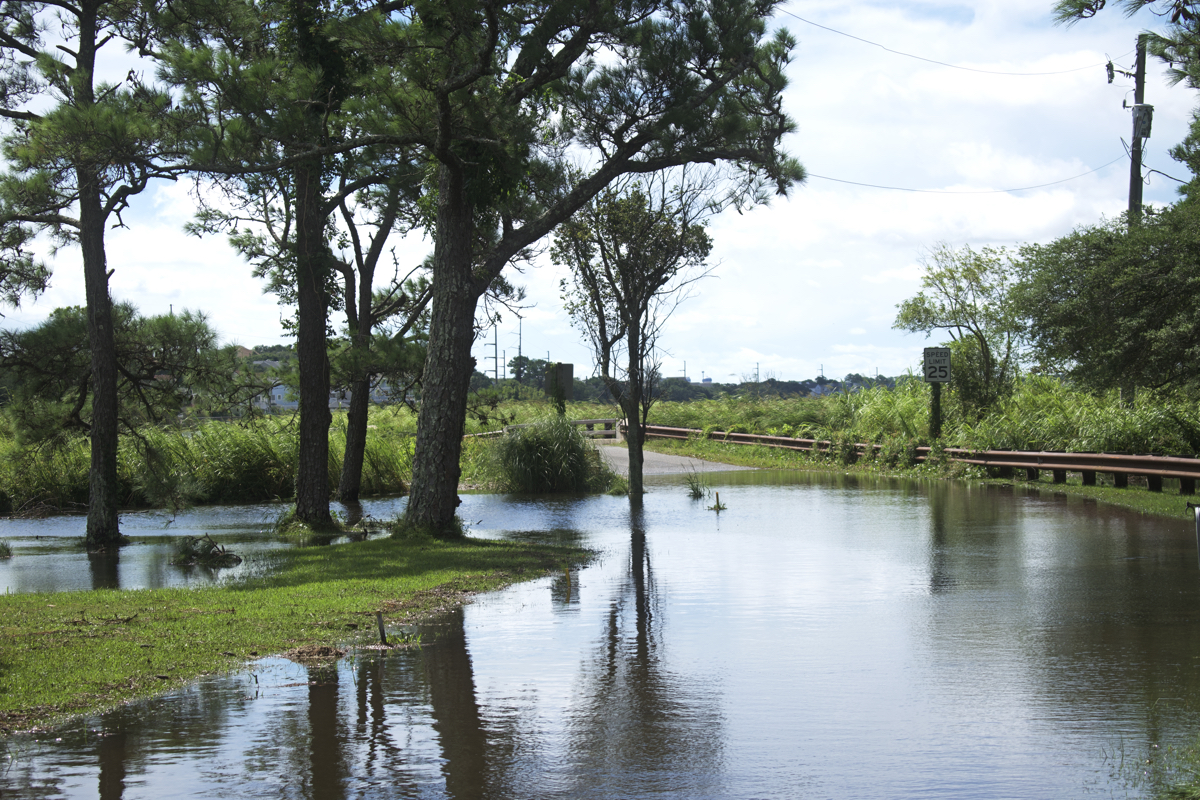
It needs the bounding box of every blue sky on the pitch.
[6,0,1193,384]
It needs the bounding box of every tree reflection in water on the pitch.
[88,550,120,590]
[558,500,725,797]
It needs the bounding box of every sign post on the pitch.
[923,347,951,440]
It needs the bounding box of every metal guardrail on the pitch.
[466,418,621,440]
[640,424,1200,494]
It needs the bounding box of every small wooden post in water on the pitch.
[1191,504,1200,569]
[375,611,388,646]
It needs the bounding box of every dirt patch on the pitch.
[284,644,347,663]
[378,580,488,622]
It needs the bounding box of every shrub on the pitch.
[491,415,615,493]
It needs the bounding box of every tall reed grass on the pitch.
[485,414,615,493]
[642,378,1200,457]
[0,406,417,514]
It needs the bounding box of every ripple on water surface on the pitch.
[4,471,1200,798]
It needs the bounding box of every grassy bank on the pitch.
[642,436,1198,522]
[0,533,589,736]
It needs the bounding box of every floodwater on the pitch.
[4,471,1200,798]
[0,498,400,595]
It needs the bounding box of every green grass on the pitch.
[0,533,590,736]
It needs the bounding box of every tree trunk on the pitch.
[625,395,644,499]
[405,168,477,534]
[624,326,644,498]
[337,375,371,502]
[80,166,122,551]
[293,162,333,527]
[74,3,121,551]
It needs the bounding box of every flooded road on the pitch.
[4,471,1200,798]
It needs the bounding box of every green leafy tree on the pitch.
[0,304,256,441]
[554,172,713,497]
[1014,203,1200,393]
[0,2,187,549]
[143,0,802,533]
[894,243,1021,417]
[158,0,413,526]
[347,0,806,531]
[507,355,549,390]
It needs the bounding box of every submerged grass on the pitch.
[0,533,590,736]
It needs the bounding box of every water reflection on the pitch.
[559,503,724,796]
[306,664,346,800]
[86,551,120,591]
[0,498,406,594]
[10,475,1200,798]
[95,729,126,800]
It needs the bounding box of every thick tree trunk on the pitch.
[80,166,122,551]
[405,169,478,533]
[336,375,371,502]
[293,162,334,527]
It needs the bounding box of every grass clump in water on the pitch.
[0,540,11,559]
[489,415,616,493]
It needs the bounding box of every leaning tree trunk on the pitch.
[292,161,334,527]
[337,374,372,502]
[405,169,478,534]
[80,165,122,551]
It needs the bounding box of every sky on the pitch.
[5,0,1195,385]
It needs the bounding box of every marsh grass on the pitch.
[0,534,590,735]
[0,406,419,516]
[644,379,1200,458]
[488,415,616,493]
[0,539,11,558]
[684,468,710,499]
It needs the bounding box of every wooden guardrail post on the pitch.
[1182,478,1196,495]
[1082,471,1097,486]
[1147,475,1163,492]
[1114,472,1128,488]
[1053,470,1067,484]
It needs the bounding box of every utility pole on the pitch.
[1129,34,1148,220]
[1110,35,1153,221]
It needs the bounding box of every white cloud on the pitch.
[7,1,1192,386]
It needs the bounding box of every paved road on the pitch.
[595,444,755,477]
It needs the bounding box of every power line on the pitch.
[806,155,1126,194]
[780,9,1113,76]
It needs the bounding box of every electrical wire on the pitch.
[780,8,1117,76]
[1119,137,1188,184]
[806,155,1127,194]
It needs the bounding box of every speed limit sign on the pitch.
[923,347,951,383]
